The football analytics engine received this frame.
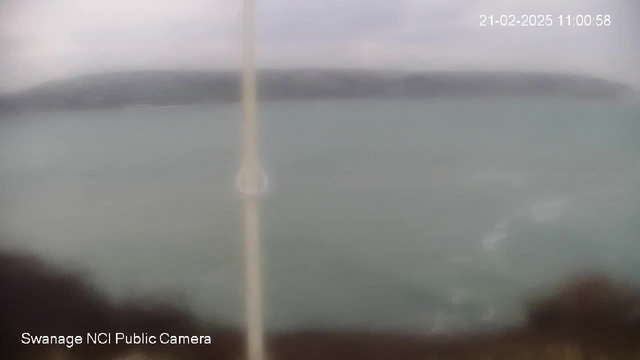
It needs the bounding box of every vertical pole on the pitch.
[240,0,265,360]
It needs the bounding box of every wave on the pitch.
[467,170,529,187]
[482,195,570,251]
[527,196,570,223]
[482,220,509,251]
[450,288,467,305]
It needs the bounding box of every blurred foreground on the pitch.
[2,248,640,360]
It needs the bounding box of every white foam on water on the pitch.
[428,312,467,334]
[527,196,570,223]
[482,195,570,252]
[429,313,449,334]
[482,220,509,250]
[451,256,473,265]
[482,307,496,322]
[467,170,529,187]
[450,288,467,305]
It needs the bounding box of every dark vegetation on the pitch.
[0,250,238,360]
[2,248,640,359]
[0,70,634,113]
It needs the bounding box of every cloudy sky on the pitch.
[1,0,638,92]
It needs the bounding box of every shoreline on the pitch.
[2,248,640,359]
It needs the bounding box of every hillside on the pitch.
[0,70,635,112]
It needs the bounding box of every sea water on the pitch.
[1,98,639,332]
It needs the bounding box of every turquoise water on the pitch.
[1,98,639,332]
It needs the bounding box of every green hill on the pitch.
[0,70,635,112]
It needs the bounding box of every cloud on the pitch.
[258,0,407,44]
[1,0,638,91]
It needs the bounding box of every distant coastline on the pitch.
[0,70,635,113]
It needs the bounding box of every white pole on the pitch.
[239,0,265,360]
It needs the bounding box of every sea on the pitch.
[1,98,639,333]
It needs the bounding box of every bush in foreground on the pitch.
[1,249,640,359]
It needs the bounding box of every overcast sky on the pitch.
[1,0,638,92]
